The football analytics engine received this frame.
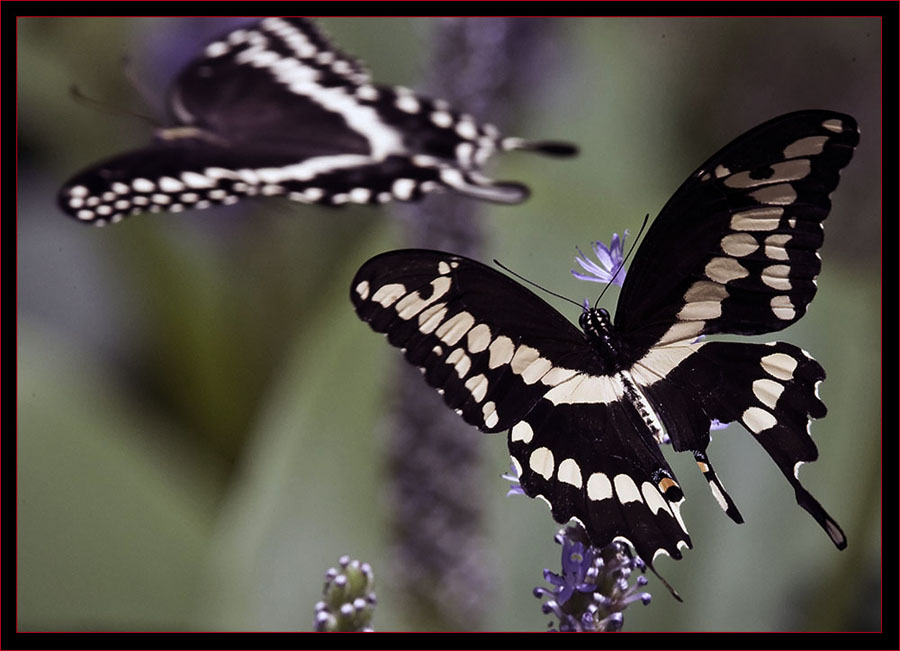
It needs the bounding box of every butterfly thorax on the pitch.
[580,306,669,445]
[579,307,627,369]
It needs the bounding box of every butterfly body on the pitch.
[59,17,576,225]
[352,111,858,568]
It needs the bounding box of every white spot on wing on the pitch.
[730,206,784,231]
[132,178,155,193]
[392,178,417,200]
[753,378,784,408]
[705,257,749,284]
[464,374,489,402]
[159,176,185,192]
[641,482,672,515]
[770,295,796,320]
[510,421,534,444]
[764,234,792,260]
[723,159,811,188]
[529,447,555,479]
[418,302,448,334]
[743,406,778,434]
[614,474,643,504]
[395,277,452,319]
[435,311,475,346]
[543,372,623,405]
[482,401,499,428]
[355,280,370,300]
[466,323,492,353]
[395,94,420,113]
[678,281,726,321]
[447,348,471,378]
[720,232,759,257]
[751,183,798,205]
[372,283,407,308]
[431,110,453,128]
[761,265,792,290]
[540,367,578,387]
[488,336,515,369]
[510,345,552,384]
[587,472,613,502]
[761,352,798,380]
[557,459,583,488]
[784,135,828,158]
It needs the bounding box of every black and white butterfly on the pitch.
[58,17,577,225]
[351,110,858,571]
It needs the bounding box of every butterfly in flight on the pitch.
[351,110,858,575]
[58,17,577,225]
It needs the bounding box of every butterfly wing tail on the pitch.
[665,340,846,549]
[500,137,579,157]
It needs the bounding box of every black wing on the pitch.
[59,17,577,225]
[612,111,857,548]
[616,111,858,351]
[352,250,692,566]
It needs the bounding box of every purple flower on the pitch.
[502,462,526,497]
[534,525,652,632]
[572,232,628,286]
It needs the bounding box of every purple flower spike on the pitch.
[534,524,652,631]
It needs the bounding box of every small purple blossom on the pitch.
[534,525,651,632]
[572,232,629,286]
[502,462,526,497]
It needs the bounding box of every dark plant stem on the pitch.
[387,17,569,630]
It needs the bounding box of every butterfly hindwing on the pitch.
[59,17,576,225]
[651,340,846,548]
[510,396,692,564]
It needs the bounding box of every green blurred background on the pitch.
[17,17,880,631]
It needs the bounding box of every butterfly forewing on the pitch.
[352,250,600,433]
[615,111,859,356]
[59,17,577,225]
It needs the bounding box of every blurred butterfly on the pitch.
[59,17,576,225]
[352,111,858,577]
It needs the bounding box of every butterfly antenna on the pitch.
[68,84,162,129]
[493,259,584,309]
[593,213,651,309]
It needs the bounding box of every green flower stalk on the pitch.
[313,556,376,632]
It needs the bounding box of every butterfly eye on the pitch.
[578,312,590,331]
